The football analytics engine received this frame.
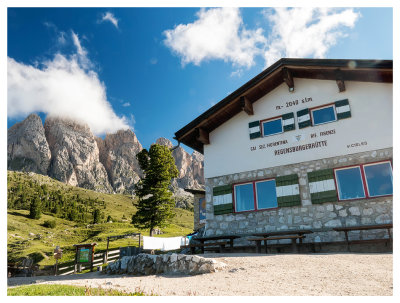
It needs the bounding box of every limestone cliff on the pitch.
[7,115,204,199]
[7,114,51,175]
[156,137,204,190]
[96,129,143,194]
[44,116,112,193]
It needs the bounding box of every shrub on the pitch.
[43,220,57,228]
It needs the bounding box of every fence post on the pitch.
[103,252,107,264]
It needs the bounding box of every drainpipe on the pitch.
[170,138,180,151]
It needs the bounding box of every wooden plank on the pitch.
[59,270,74,276]
[333,224,392,232]
[248,235,304,241]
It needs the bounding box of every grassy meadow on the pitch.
[7,171,194,267]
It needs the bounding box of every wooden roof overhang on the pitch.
[174,58,393,153]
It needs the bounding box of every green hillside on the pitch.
[7,171,194,266]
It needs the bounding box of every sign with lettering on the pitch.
[78,248,90,263]
[204,79,392,179]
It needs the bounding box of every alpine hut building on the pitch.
[175,58,393,252]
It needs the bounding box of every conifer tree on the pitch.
[132,144,178,236]
[29,197,41,219]
[93,208,101,224]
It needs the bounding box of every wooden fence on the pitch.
[57,248,120,276]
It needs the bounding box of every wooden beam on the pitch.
[240,96,254,115]
[196,127,210,145]
[335,69,346,92]
[282,67,294,92]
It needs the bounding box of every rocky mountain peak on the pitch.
[155,137,204,190]
[96,129,143,194]
[7,113,51,175]
[7,115,204,198]
[155,137,174,148]
[44,116,112,193]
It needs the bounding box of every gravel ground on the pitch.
[8,253,393,296]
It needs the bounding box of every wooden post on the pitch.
[74,247,78,274]
[283,67,294,92]
[336,69,346,92]
[106,237,110,262]
[240,96,254,115]
[196,127,210,145]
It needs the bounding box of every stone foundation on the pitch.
[204,148,393,245]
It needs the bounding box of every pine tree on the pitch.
[131,144,178,236]
[29,197,41,219]
[93,209,101,224]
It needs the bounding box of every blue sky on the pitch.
[7,7,393,154]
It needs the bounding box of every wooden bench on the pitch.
[13,258,35,277]
[333,224,392,252]
[181,241,229,254]
[248,235,305,254]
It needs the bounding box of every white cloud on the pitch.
[163,8,266,68]
[100,12,119,29]
[263,8,360,67]
[163,8,360,70]
[122,102,131,107]
[71,31,92,70]
[57,31,67,45]
[7,33,130,136]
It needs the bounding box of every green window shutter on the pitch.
[282,112,295,131]
[249,120,261,139]
[275,174,301,207]
[335,99,351,120]
[213,185,233,215]
[297,108,311,128]
[307,169,338,204]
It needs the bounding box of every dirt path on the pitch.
[8,253,393,296]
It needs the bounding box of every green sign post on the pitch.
[73,243,97,273]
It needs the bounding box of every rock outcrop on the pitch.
[44,116,112,193]
[96,129,143,194]
[7,114,51,175]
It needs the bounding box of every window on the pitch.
[234,183,254,212]
[255,180,278,209]
[334,161,393,201]
[311,104,337,126]
[335,166,366,200]
[363,162,393,197]
[234,179,278,212]
[261,117,283,137]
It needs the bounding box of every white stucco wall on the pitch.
[204,78,392,178]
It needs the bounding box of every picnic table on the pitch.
[182,235,241,254]
[248,230,313,253]
[333,223,392,251]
